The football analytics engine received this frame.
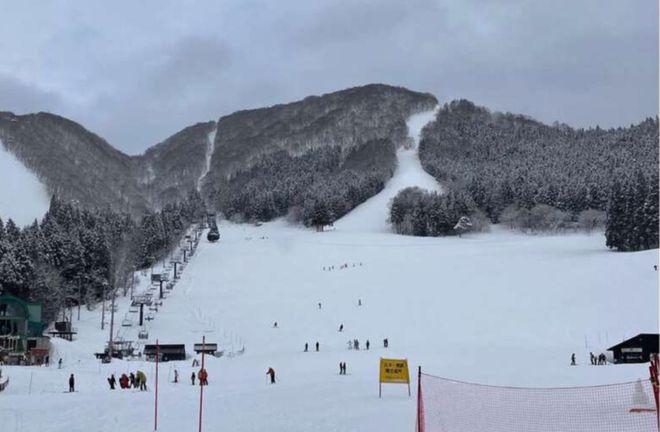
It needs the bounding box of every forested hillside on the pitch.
[0,193,206,321]
[207,84,437,224]
[412,100,658,250]
[0,85,436,222]
[138,121,217,206]
[0,112,148,215]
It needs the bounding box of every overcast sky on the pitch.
[0,0,657,154]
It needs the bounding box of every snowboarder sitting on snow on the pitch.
[267,367,276,384]
[108,374,116,389]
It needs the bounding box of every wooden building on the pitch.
[143,344,186,362]
[0,294,50,365]
[608,334,659,364]
[193,342,219,355]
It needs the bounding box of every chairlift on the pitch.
[138,330,149,340]
[129,306,138,313]
[145,313,155,321]
[121,319,132,327]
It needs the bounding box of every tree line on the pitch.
[0,192,206,321]
[412,100,658,249]
[214,139,396,229]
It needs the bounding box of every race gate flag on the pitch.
[379,358,410,398]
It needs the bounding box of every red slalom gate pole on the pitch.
[155,339,159,431]
[198,335,206,432]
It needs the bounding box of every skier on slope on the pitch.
[304,343,308,352]
[339,324,343,332]
[266,367,276,384]
[315,341,320,352]
[571,353,576,366]
[191,371,196,385]
[68,374,75,392]
[108,374,116,389]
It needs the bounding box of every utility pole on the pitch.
[108,286,117,361]
[101,283,107,330]
[77,278,82,321]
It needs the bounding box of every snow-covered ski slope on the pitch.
[0,111,658,432]
[197,127,217,192]
[335,107,441,232]
[1,221,657,432]
[0,139,50,226]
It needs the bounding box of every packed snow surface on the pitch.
[0,139,50,226]
[1,222,657,432]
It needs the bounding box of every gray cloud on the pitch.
[0,0,656,154]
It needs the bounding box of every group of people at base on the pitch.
[570,352,609,366]
[107,371,147,390]
[589,352,608,365]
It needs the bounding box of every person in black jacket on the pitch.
[108,374,116,389]
[69,374,75,392]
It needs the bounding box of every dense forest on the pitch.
[216,139,396,227]
[0,192,206,321]
[407,100,658,250]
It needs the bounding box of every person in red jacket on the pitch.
[266,367,276,384]
[198,368,208,386]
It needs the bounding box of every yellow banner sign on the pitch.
[379,358,410,384]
